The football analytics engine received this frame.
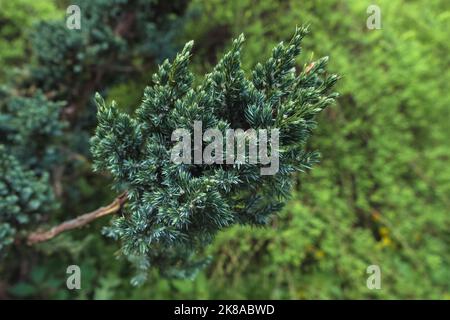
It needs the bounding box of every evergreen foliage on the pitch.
[164,0,450,299]
[91,27,338,283]
[0,146,57,255]
[0,0,59,79]
[1,0,447,300]
[0,90,66,171]
[0,0,189,262]
[0,90,64,255]
[29,0,189,113]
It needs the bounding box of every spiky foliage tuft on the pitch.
[0,90,64,254]
[91,26,338,284]
[0,146,57,255]
[0,90,66,171]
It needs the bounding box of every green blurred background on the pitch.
[0,0,449,299]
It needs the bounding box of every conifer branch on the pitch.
[27,192,128,245]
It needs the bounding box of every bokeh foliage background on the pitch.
[0,0,448,299]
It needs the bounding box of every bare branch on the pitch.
[27,192,128,245]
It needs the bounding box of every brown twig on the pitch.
[27,192,128,245]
